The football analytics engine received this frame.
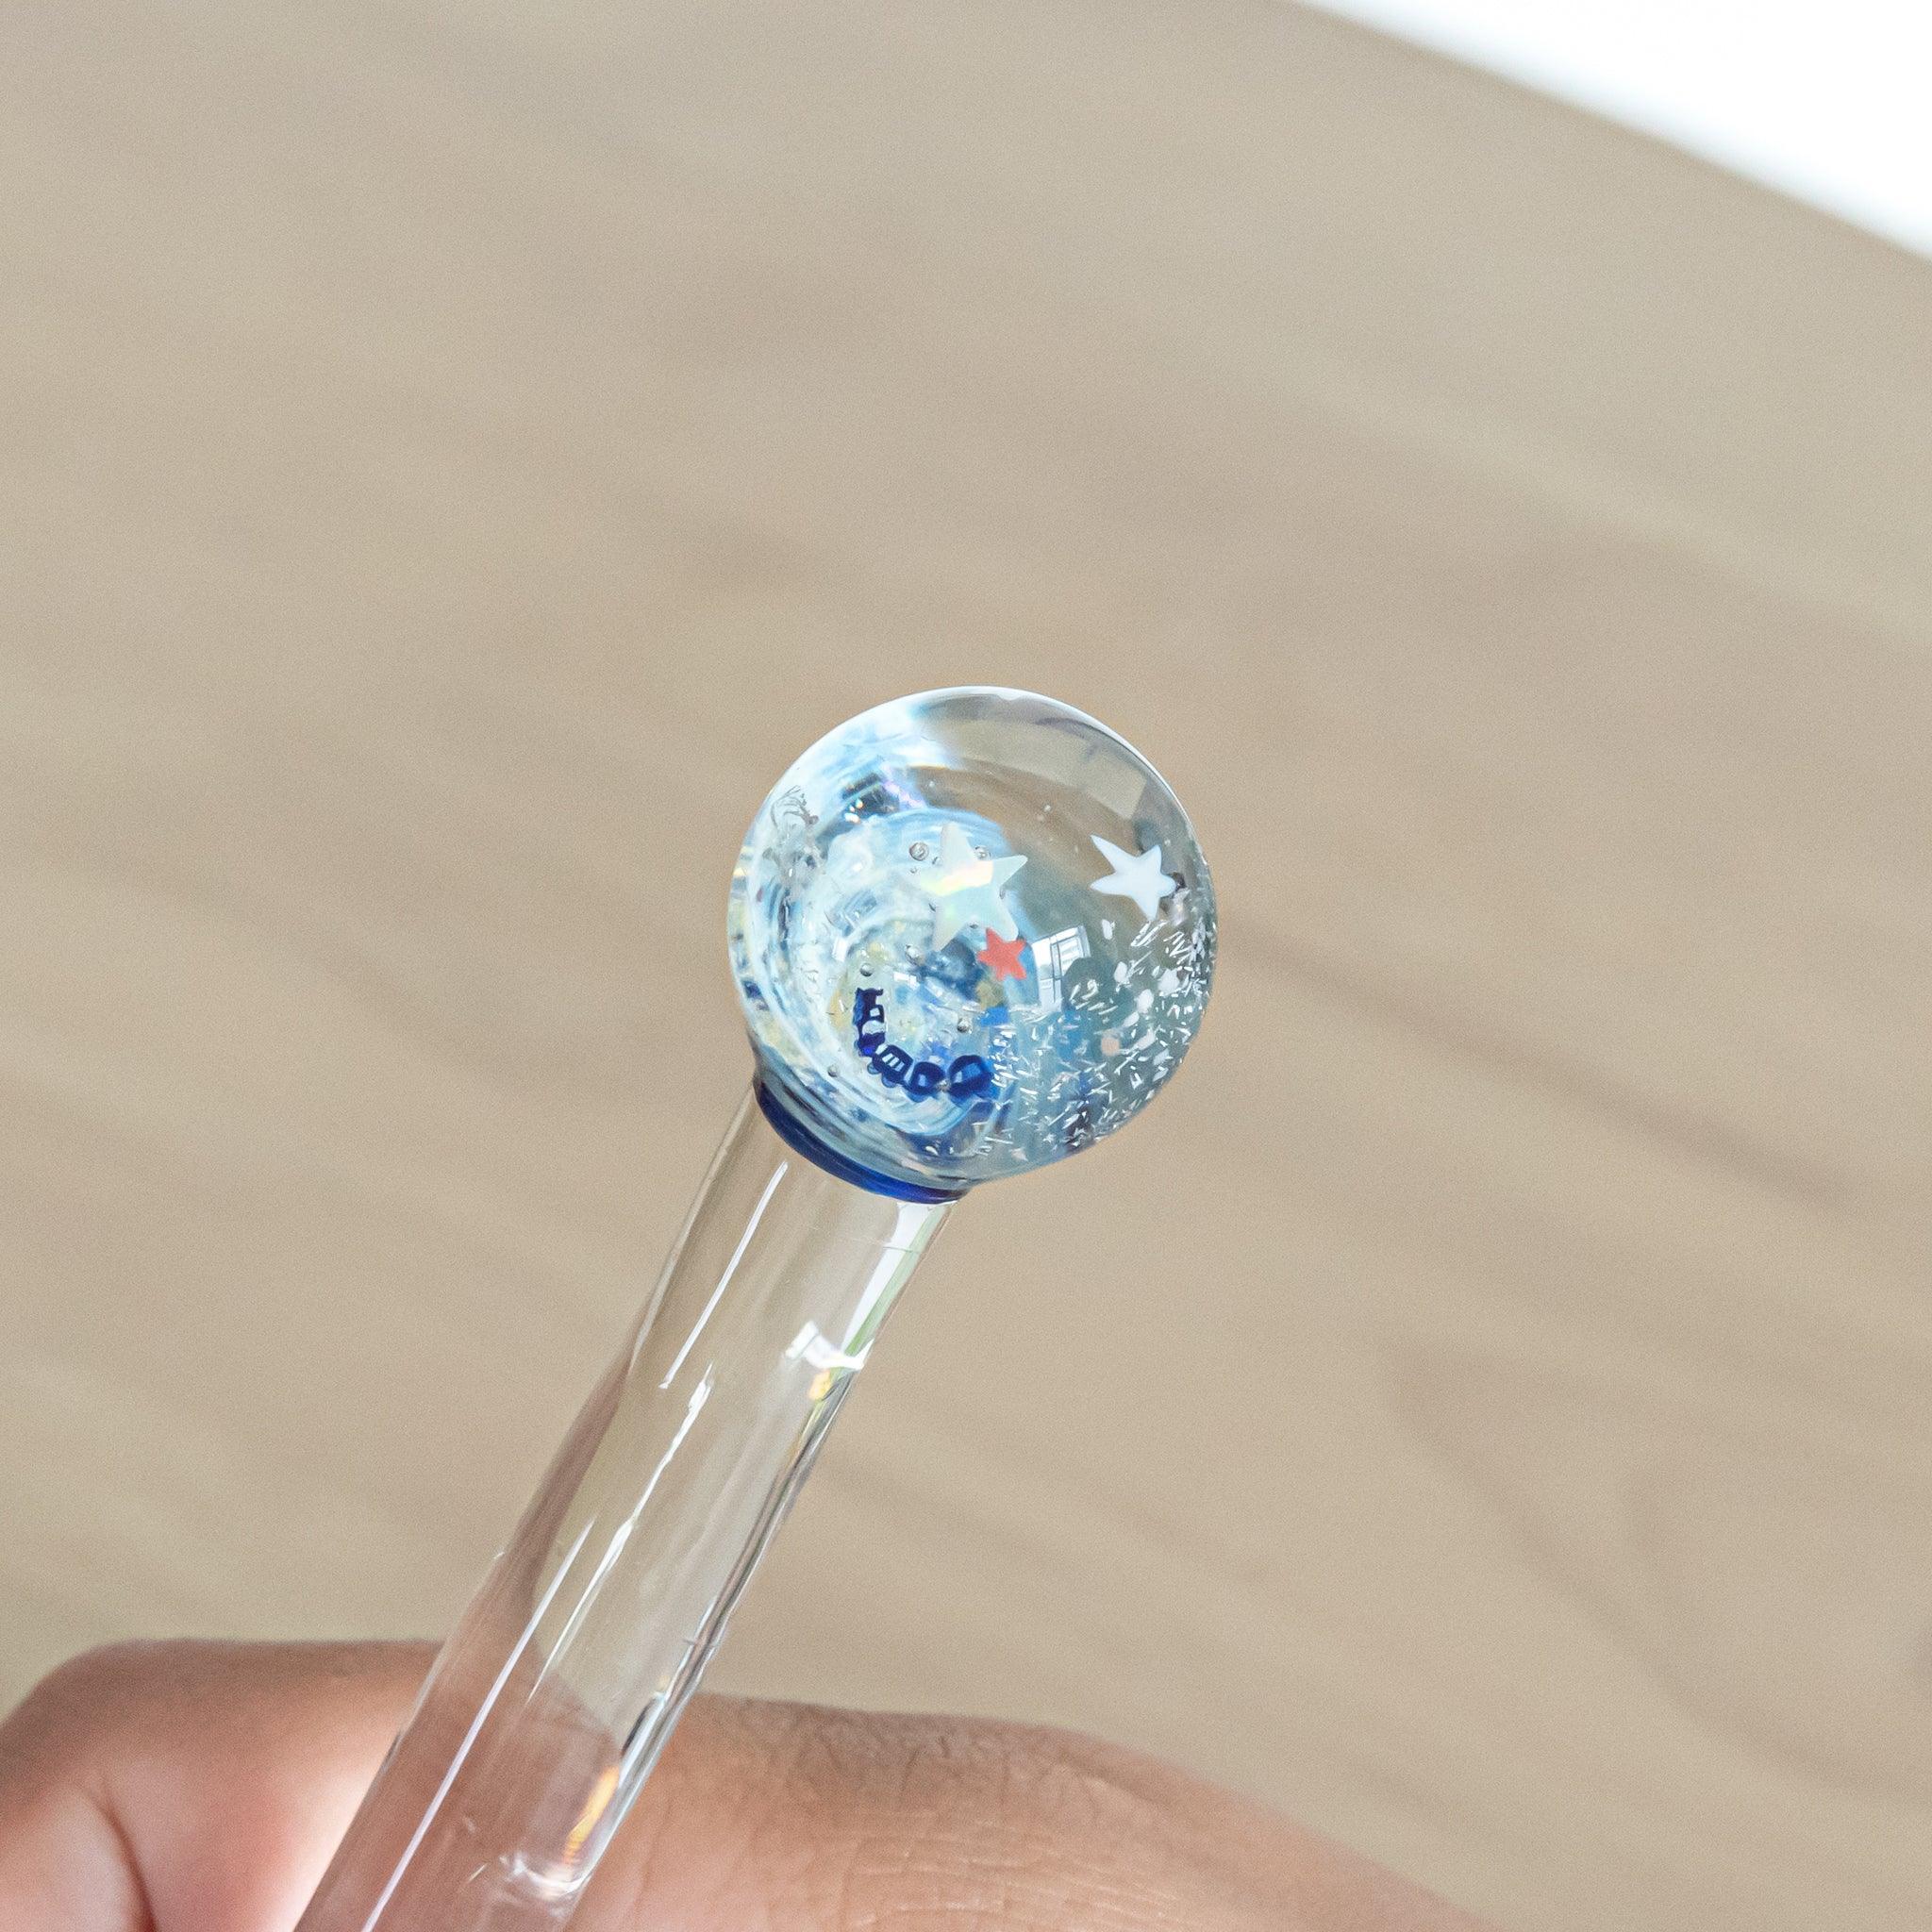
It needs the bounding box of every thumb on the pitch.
[0,1641,433,1932]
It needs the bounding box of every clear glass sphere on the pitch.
[728,688,1216,1197]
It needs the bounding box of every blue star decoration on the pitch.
[1089,835,1175,923]
[925,823,1028,951]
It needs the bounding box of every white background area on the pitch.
[1302,0,1932,258]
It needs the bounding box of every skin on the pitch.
[0,1641,1492,1931]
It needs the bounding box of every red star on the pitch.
[976,928,1029,984]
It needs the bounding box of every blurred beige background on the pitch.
[4,4,1930,1929]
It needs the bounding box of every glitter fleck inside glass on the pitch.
[732,687,1216,1198]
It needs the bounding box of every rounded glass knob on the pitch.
[729,688,1216,1197]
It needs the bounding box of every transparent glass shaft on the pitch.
[293,1090,951,1932]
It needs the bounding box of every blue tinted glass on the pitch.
[730,688,1216,1194]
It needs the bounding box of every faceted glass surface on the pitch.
[729,687,1216,1194]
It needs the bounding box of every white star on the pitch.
[1089,835,1174,923]
[925,823,1027,950]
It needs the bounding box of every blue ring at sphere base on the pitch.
[754,1075,966,1205]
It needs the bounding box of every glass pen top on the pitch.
[728,688,1216,1195]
